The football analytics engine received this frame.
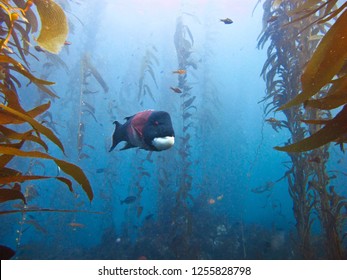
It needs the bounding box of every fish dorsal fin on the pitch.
[124,115,134,121]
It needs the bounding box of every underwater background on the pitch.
[1,0,347,260]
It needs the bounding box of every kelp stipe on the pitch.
[170,15,197,259]
[258,0,346,259]
[258,0,320,259]
[137,46,159,106]
[76,53,108,161]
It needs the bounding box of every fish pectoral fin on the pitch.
[133,126,143,137]
[120,142,136,150]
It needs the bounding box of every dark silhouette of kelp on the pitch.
[258,0,346,259]
[169,15,198,259]
[76,53,108,160]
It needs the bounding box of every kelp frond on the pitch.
[0,0,93,210]
[276,2,347,151]
[33,0,69,54]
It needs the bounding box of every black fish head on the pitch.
[143,111,175,151]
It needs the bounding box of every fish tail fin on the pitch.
[109,121,124,152]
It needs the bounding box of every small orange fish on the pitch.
[170,87,182,94]
[208,198,216,205]
[172,69,186,75]
[68,222,85,228]
[265,117,280,124]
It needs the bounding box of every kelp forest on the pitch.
[0,0,346,260]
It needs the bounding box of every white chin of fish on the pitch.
[152,136,175,150]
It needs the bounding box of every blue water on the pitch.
[1,0,346,260]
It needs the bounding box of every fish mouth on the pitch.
[152,136,175,150]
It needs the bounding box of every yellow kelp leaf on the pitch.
[0,146,93,201]
[27,102,51,119]
[33,0,68,54]
[0,126,49,152]
[275,105,347,152]
[279,9,347,110]
[53,159,93,201]
[0,103,64,153]
[0,142,24,169]
[0,175,73,193]
[0,189,26,204]
[0,84,50,123]
[304,76,347,109]
[0,54,55,86]
[0,103,50,125]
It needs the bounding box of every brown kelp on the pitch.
[137,47,159,106]
[274,1,347,151]
[258,0,346,259]
[1,0,93,197]
[76,53,108,160]
[171,15,197,258]
[1,0,94,252]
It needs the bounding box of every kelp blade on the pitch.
[275,105,347,152]
[0,103,64,153]
[0,175,73,193]
[34,0,69,54]
[304,75,347,109]
[0,147,93,201]
[0,189,26,204]
[279,9,347,110]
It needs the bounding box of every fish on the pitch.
[220,18,233,24]
[172,69,186,75]
[68,222,85,228]
[265,117,280,124]
[121,196,137,205]
[0,245,15,260]
[96,168,105,173]
[145,214,154,220]
[109,110,175,152]
[34,45,45,52]
[170,87,182,94]
[64,41,72,45]
[208,198,216,205]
